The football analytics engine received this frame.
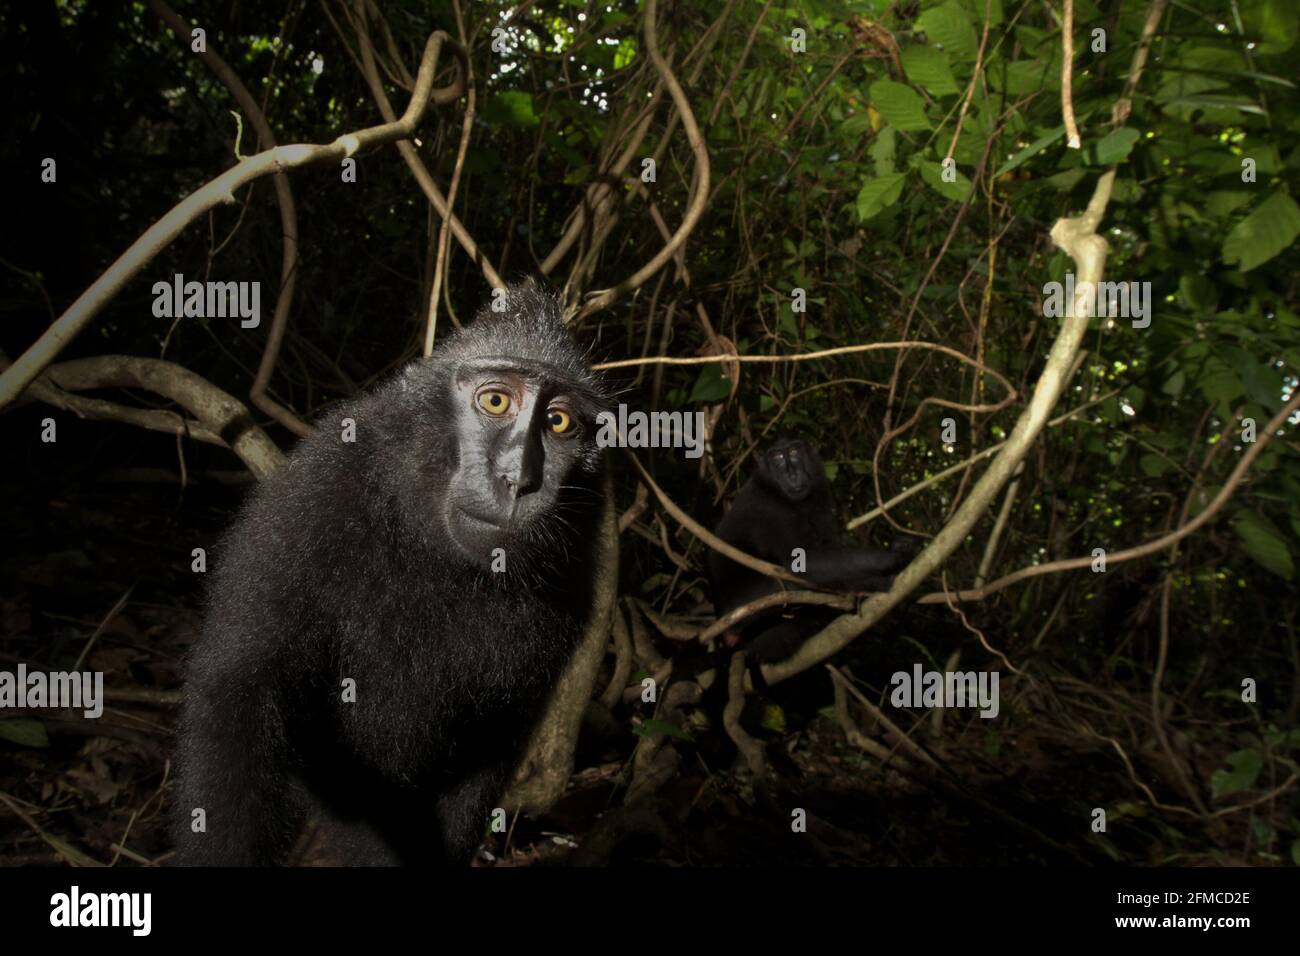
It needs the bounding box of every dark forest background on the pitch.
[1,0,1298,867]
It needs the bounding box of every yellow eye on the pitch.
[547,408,572,434]
[477,390,511,415]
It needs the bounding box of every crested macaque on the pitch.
[708,437,913,663]
[172,285,609,865]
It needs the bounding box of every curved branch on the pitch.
[574,0,711,320]
[1060,0,1081,148]
[146,0,310,437]
[0,30,463,409]
[344,7,504,291]
[593,340,1016,405]
[25,354,284,478]
[624,450,805,586]
[696,590,856,644]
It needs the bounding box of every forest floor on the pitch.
[0,464,1271,867]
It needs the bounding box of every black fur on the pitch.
[707,437,911,663]
[172,285,609,865]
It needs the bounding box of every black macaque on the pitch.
[172,285,610,866]
[707,437,913,664]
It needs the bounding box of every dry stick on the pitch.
[826,666,939,769]
[148,0,310,438]
[706,0,774,128]
[368,0,414,88]
[633,600,705,641]
[929,647,962,737]
[421,0,475,354]
[541,86,665,277]
[974,459,1024,588]
[1079,726,1201,816]
[1061,0,1081,148]
[623,450,804,587]
[618,480,650,532]
[73,586,134,673]
[722,652,766,780]
[0,30,460,409]
[547,5,728,290]
[0,792,103,867]
[594,340,1017,403]
[575,0,711,320]
[1207,774,1298,819]
[599,605,635,710]
[338,14,504,292]
[1112,0,1169,126]
[109,808,141,867]
[830,668,897,764]
[633,270,671,388]
[945,0,994,162]
[940,582,1022,676]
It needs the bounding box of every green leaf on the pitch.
[1046,168,1086,191]
[1161,94,1266,118]
[991,59,1058,95]
[1232,511,1294,580]
[1205,191,1254,219]
[0,718,49,748]
[1222,192,1300,272]
[869,125,897,175]
[687,364,732,403]
[1089,127,1140,165]
[759,703,787,733]
[1211,749,1263,798]
[613,36,637,70]
[1139,455,1170,477]
[483,91,540,127]
[900,45,960,97]
[856,172,908,221]
[1228,348,1284,408]
[633,718,693,741]
[1241,0,1298,55]
[917,0,979,60]
[841,112,873,138]
[919,160,972,201]
[869,80,931,132]
[994,125,1066,177]
[1197,360,1245,406]
[1178,273,1218,314]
